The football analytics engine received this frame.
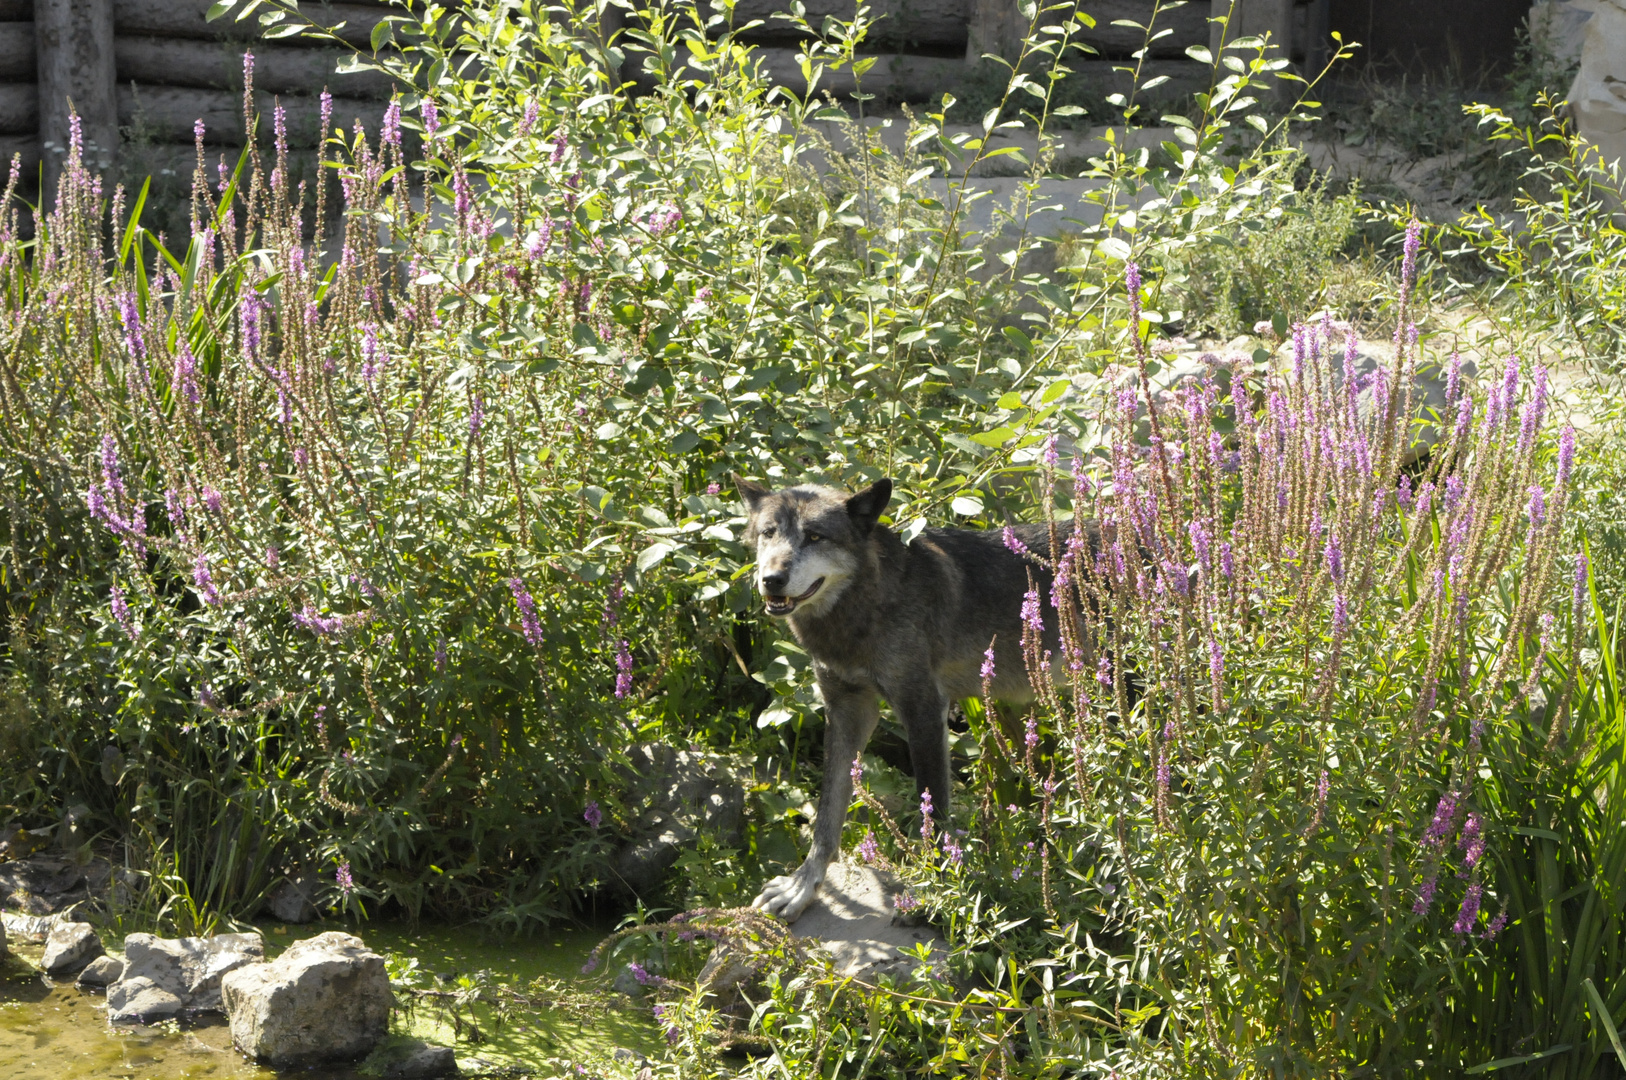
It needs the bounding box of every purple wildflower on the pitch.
[857,829,879,864]
[850,754,863,786]
[551,131,566,163]
[628,961,654,986]
[919,789,934,843]
[584,801,602,829]
[434,636,448,672]
[1021,587,1043,638]
[1459,812,1485,868]
[980,645,996,685]
[519,99,539,136]
[110,583,134,638]
[1423,793,1459,848]
[203,486,222,515]
[1483,911,1508,940]
[705,481,720,495]
[336,861,354,894]
[1003,526,1030,557]
[943,835,964,868]
[893,891,921,914]
[1454,882,1483,934]
[469,395,485,437]
[1208,637,1224,685]
[266,546,279,571]
[422,97,439,142]
[194,553,221,607]
[509,578,545,647]
[1325,532,1344,584]
[1414,874,1438,915]
[1332,592,1349,634]
[1024,715,1039,753]
[1558,424,1576,489]
[361,323,386,383]
[614,640,633,699]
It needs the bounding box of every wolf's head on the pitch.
[733,476,892,618]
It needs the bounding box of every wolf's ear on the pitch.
[733,473,770,512]
[846,478,893,535]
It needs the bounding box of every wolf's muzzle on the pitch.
[763,577,824,617]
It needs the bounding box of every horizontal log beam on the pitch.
[730,0,968,50]
[112,0,389,48]
[0,80,32,135]
[0,20,31,76]
[117,84,379,146]
[0,132,37,173]
[114,36,397,98]
[638,48,1207,104]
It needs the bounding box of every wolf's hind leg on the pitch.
[753,677,879,922]
[895,682,952,822]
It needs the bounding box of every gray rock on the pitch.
[220,931,390,1067]
[76,953,125,988]
[107,975,185,1023]
[0,854,111,915]
[1,910,61,944]
[789,862,949,983]
[41,919,104,975]
[116,931,265,1011]
[362,1036,460,1079]
[266,877,319,924]
[611,964,647,999]
[611,743,747,897]
[0,908,6,958]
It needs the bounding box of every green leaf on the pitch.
[636,542,676,571]
[370,17,393,50]
[951,495,984,516]
[205,0,236,20]
[970,426,1017,447]
[1002,326,1032,354]
[1585,979,1626,1066]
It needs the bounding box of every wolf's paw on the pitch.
[752,868,822,923]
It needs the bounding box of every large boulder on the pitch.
[40,919,104,976]
[789,862,949,984]
[220,931,390,1067]
[610,743,747,897]
[360,1036,461,1079]
[107,931,265,1020]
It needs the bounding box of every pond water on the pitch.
[0,919,659,1080]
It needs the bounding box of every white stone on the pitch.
[41,920,104,975]
[220,931,390,1067]
[116,931,265,1011]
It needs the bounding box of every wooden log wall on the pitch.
[0,0,1331,194]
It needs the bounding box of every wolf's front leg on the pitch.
[753,676,880,922]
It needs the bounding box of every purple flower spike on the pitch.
[509,578,545,647]
[1003,526,1030,557]
[335,861,354,894]
[614,640,633,699]
[1454,882,1483,934]
[110,583,134,638]
[421,97,439,142]
[857,830,879,864]
[980,645,996,685]
[584,800,602,829]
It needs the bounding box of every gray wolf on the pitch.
[735,474,1080,922]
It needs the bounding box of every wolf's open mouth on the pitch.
[763,578,825,616]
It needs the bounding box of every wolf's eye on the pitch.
[804,531,823,543]
[760,526,777,538]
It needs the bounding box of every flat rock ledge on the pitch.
[790,862,949,983]
[221,930,391,1067]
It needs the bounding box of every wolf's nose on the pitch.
[761,571,789,593]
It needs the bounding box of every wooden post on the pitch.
[35,0,117,199]
[966,0,1024,66]
[1210,0,1292,85]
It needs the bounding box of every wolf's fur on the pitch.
[736,474,1081,921]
